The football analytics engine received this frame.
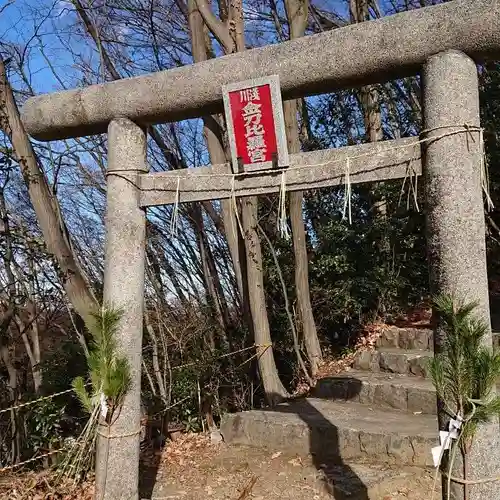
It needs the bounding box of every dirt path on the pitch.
[0,432,437,499]
[141,434,436,500]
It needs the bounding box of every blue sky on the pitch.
[0,0,421,295]
[1,0,95,93]
[0,0,360,96]
[0,0,413,171]
[0,0,414,98]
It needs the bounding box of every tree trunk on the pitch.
[0,60,97,325]
[72,0,236,345]
[71,0,233,325]
[15,309,42,394]
[350,0,385,219]
[241,198,289,403]
[144,307,168,402]
[189,0,288,402]
[190,202,231,346]
[283,0,323,376]
[0,184,21,462]
[187,0,245,301]
[0,345,19,463]
[19,259,43,393]
[350,0,388,317]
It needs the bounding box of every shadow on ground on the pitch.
[138,379,368,499]
[266,378,369,499]
[139,448,161,500]
[139,421,165,500]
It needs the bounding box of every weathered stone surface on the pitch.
[22,0,500,140]
[95,119,148,500]
[314,371,436,415]
[374,382,408,412]
[408,355,429,377]
[410,330,431,350]
[379,350,410,374]
[377,327,400,348]
[400,329,432,351]
[378,328,499,351]
[408,386,436,415]
[354,348,432,376]
[358,431,388,459]
[387,434,415,464]
[221,398,437,466]
[140,138,421,206]
[353,350,380,372]
[423,50,500,500]
[377,327,432,350]
[379,349,432,376]
[358,380,377,407]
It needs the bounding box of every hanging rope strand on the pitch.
[105,125,492,229]
[169,176,181,236]
[479,128,494,211]
[230,175,245,238]
[278,170,291,239]
[342,157,352,224]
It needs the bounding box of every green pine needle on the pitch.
[72,304,131,417]
[429,293,500,445]
[72,376,93,413]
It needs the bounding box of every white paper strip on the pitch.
[100,392,108,419]
[449,415,463,440]
[440,430,451,450]
[432,445,443,467]
[431,415,463,467]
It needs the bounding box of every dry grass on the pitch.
[0,470,94,500]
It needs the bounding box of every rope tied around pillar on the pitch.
[96,427,142,440]
[420,124,493,211]
[105,124,493,237]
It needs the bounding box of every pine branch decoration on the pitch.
[430,293,500,447]
[59,304,131,482]
[72,305,131,419]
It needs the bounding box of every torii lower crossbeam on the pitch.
[138,138,421,207]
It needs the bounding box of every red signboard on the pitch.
[223,75,288,173]
[227,84,278,165]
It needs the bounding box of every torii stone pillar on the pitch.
[423,50,500,500]
[96,118,148,500]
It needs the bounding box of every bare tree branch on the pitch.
[194,0,234,53]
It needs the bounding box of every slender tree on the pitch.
[283,0,323,376]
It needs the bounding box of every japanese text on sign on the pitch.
[228,84,278,165]
[242,93,266,163]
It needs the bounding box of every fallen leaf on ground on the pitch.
[237,476,258,500]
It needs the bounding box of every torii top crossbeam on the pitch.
[21,0,500,141]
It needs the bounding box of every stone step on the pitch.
[377,326,433,351]
[353,348,433,377]
[378,327,500,351]
[314,370,436,415]
[221,398,437,467]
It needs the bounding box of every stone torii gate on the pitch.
[21,0,500,499]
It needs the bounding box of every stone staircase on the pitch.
[221,326,438,468]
